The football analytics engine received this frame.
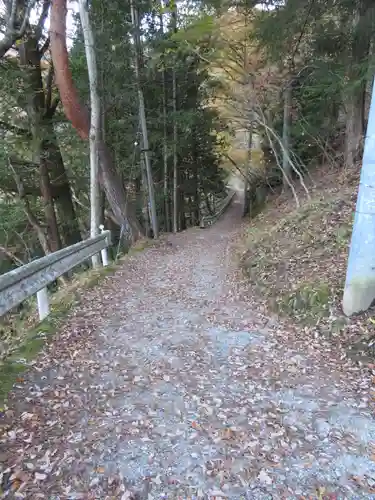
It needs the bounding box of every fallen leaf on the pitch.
[121,491,132,500]
[11,479,22,490]
[258,469,272,485]
[34,473,47,481]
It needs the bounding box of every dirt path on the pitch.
[1,197,375,499]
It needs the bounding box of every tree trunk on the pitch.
[42,124,82,246]
[19,33,80,249]
[192,131,200,225]
[140,154,150,236]
[243,124,252,217]
[96,140,143,238]
[78,0,101,267]
[19,36,62,253]
[344,1,372,168]
[282,80,293,189]
[162,65,170,232]
[130,0,159,239]
[99,57,106,229]
[159,11,170,233]
[205,193,213,216]
[345,89,366,168]
[172,66,178,233]
[193,177,200,226]
[171,3,178,234]
[50,0,144,240]
[179,170,186,231]
[39,154,62,252]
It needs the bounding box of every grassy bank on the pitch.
[240,168,375,360]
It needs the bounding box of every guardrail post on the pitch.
[37,288,50,320]
[99,224,109,266]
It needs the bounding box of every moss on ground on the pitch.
[276,281,331,324]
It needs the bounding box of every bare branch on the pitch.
[40,36,50,54]
[261,120,300,207]
[9,0,17,32]
[8,156,51,254]
[45,62,54,110]
[255,103,310,198]
[15,230,32,260]
[35,0,51,40]
[0,0,37,59]
[224,153,252,183]
[49,96,59,116]
[0,245,25,266]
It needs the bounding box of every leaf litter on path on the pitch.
[1,197,375,498]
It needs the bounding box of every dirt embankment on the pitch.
[239,166,375,362]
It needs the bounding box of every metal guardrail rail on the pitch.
[200,190,235,228]
[0,229,111,321]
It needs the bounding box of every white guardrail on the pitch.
[200,190,235,228]
[0,227,111,321]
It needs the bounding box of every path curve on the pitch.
[1,197,375,498]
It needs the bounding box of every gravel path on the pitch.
[1,196,375,498]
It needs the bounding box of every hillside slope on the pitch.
[239,167,375,361]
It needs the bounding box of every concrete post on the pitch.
[37,288,50,321]
[99,224,109,266]
[343,77,375,316]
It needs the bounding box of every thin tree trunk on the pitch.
[282,79,293,189]
[243,124,252,217]
[193,176,200,226]
[172,66,178,233]
[171,3,178,234]
[99,9,106,229]
[140,154,150,236]
[179,169,186,230]
[78,0,101,267]
[243,10,254,217]
[160,11,170,233]
[130,0,159,239]
[344,1,371,168]
[162,63,170,233]
[192,129,200,225]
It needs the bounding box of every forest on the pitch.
[0,0,372,287]
[1,2,375,496]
